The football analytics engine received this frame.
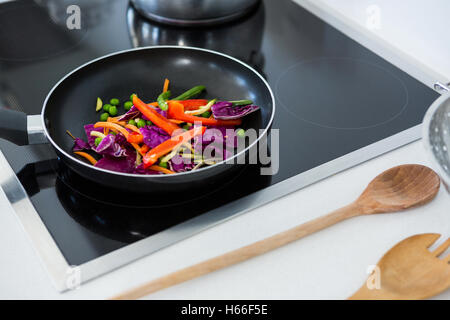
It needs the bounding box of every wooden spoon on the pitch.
[112,164,440,300]
[349,233,450,299]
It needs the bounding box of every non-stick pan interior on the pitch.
[44,47,273,156]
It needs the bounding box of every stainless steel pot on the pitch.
[127,2,265,74]
[130,0,260,26]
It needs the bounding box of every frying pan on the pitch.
[0,46,275,192]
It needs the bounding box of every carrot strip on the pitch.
[147,100,208,111]
[140,144,150,154]
[131,143,146,156]
[74,152,97,165]
[133,96,180,135]
[94,122,129,139]
[167,101,242,126]
[169,119,185,124]
[143,126,206,168]
[125,124,141,133]
[107,117,126,126]
[149,165,175,175]
[127,132,144,144]
[163,78,170,93]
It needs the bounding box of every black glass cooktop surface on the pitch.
[0,0,440,266]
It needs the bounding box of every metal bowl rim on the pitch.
[422,92,450,188]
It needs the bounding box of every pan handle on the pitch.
[0,109,47,145]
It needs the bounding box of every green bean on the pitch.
[230,100,253,106]
[157,90,171,111]
[173,85,205,100]
[200,111,211,118]
[159,161,168,169]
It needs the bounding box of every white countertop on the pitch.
[0,0,449,299]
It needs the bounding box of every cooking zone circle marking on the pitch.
[276,58,409,130]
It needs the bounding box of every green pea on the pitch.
[124,101,133,111]
[236,128,245,138]
[110,98,119,106]
[94,137,103,147]
[137,119,146,128]
[182,124,191,131]
[146,120,153,126]
[128,119,137,126]
[130,93,137,101]
[159,161,168,169]
[109,106,118,116]
[103,104,111,112]
[200,111,211,118]
[100,112,109,122]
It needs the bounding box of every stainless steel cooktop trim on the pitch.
[0,0,442,292]
[0,150,69,291]
[0,123,425,292]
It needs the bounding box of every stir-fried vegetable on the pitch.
[163,78,170,93]
[167,101,242,126]
[184,99,216,116]
[70,81,260,175]
[230,100,253,106]
[74,151,98,165]
[127,132,144,144]
[211,101,259,120]
[94,122,130,138]
[100,112,109,122]
[178,99,209,110]
[143,126,206,168]
[173,85,205,100]
[96,97,103,112]
[157,90,171,111]
[149,165,174,174]
[133,95,180,135]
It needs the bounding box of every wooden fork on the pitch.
[349,233,450,300]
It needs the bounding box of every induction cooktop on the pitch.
[0,0,441,291]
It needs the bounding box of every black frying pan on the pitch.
[0,46,275,192]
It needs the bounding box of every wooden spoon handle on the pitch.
[111,203,360,300]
